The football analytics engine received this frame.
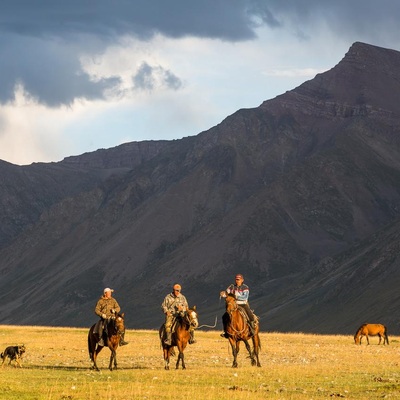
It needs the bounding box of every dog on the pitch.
[1,344,26,368]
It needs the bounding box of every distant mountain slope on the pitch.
[0,42,400,333]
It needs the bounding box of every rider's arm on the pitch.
[94,299,104,317]
[112,299,121,314]
[161,295,172,314]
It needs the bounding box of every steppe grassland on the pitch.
[0,325,399,399]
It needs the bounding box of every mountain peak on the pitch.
[264,42,400,117]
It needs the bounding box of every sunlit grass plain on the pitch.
[0,325,399,399]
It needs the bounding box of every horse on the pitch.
[159,306,199,370]
[88,313,125,371]
[222,293,261,368]
[354,323,389,345]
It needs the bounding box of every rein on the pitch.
[197,296,223,329]
[197,315,218,329]
[107,316,124,336]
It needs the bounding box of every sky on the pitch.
[1,1,400,165]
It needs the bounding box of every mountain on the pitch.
[1,42,400,334]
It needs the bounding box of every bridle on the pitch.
[108,315,125,336]
[225,296,238,316]
[182,309,198,329]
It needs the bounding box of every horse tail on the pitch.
[88,327,94,361]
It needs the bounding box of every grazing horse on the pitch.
[88,313,125,371]
[222,293,261,368]
[159,306,199,370]
[354,323,389,345]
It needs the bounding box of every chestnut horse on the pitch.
[222,293,261,368]
[159,306,199,370]
[354,323,389,345]
[88,313,125,371]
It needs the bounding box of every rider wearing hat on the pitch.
[94,287,128,346]
[161,283,196,345]
[220,274,257,338]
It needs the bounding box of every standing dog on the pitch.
[1,344,26,367]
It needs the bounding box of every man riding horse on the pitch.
[220,274,257,338]
[161,283,196,345]
[94,287,128,347]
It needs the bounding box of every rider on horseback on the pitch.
[220,274,257,338]
[161,284,196,345]
[94,287,128,347]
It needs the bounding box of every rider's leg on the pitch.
[119,330,129,346]
[220,312,229,338]
[164,314,173,345]
[241,304,257,333]
[97,320,105,346]
[189,328,196,344]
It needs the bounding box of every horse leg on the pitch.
[175,339,187,370]
[252,334,261,367]
[366,335,370,345]
[176,351,185,370]
[243,339,254,365]
[92,346,103,371]
[228,338,239,368]
[109,349,117,371]
[163,347,170,370]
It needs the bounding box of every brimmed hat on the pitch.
[235,274,244,280]
[104,287,114,293]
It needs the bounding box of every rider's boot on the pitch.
[189,330,196,344]
[119,331,129,346]
[249,321,256,336]
[220,331,229,338]
[164,332,172,346]
[97,326,104,347]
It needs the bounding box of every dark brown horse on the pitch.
[222,293,261,368]
[354,323,389,345]
[88,313,125,371]
[159,306,199,370]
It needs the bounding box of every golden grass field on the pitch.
[0,325,399,399]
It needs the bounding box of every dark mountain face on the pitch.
[1,42,400,334]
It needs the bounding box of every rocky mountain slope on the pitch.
[1,42,400,334]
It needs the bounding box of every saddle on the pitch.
[226,307,258,333]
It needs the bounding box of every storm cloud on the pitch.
[1,1,400,165]
[1,0,400,106]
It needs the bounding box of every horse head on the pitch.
[186,306,199,329]
[113,312,125,335]
[225,293,238,314]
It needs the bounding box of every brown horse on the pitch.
[354,323,389,345]
[88,313,125,371]
[222,293,261,368]
[159,306,199,370]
